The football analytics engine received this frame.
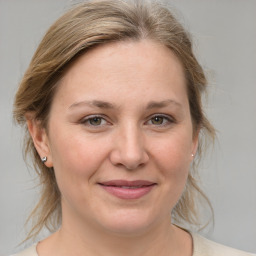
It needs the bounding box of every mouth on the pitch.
[98,180,156,199]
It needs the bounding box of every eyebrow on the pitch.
[146,99,182,109]
[68,99,182,110]
[69,100,116,109]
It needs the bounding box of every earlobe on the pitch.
[191,130,200,160]
[26,114,53,168]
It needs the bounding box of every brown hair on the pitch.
[13,0,215,241]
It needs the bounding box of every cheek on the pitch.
[148,133,193,215]
[49,134,110,210]
[154,132,192,166]
[50,127,104,169]
[151,131,193,185]
[48,130,109,193]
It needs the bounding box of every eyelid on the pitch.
[79,113,175,127]
[145,114,175,126]
[80,114,110,126]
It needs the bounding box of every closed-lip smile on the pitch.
[98,180,157,199]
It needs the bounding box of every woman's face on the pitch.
[44,40,198,234]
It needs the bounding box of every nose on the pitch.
[109,124,149,170]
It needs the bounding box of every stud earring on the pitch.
[41,156,47,163]
[191,154,194,157]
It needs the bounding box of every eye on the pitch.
[151,116,165,125]
[81,115,108,126]
[146,114,174,126]
[89,117,104,126]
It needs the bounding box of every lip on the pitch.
[98,180,156,199]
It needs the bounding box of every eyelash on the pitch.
[146,114,174,127]
[80,114,175,128]
[80,115,109,127]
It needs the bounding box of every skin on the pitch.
[28,39,198,256]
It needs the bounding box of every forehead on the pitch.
[54,39,187,109]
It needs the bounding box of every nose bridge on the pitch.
[111,121,148,169]
[122,122,142,155]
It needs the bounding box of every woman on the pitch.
[11,0,255,255]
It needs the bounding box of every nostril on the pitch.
[109,131,149,169]
[109,149,149,170]
[125,162,145,170]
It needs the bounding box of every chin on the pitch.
[98,208,160,236]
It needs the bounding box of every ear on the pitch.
[191,129,199,160]
[26,113,53,168]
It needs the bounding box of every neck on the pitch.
[39,216,192,256]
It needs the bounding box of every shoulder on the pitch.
[192,233,255,256]
[10,244,38,256]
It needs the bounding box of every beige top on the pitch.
[11,233,255,256]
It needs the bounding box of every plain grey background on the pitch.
[0,0,255,255]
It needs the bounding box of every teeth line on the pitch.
[104,185,150,188]
[121,186,142,189]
